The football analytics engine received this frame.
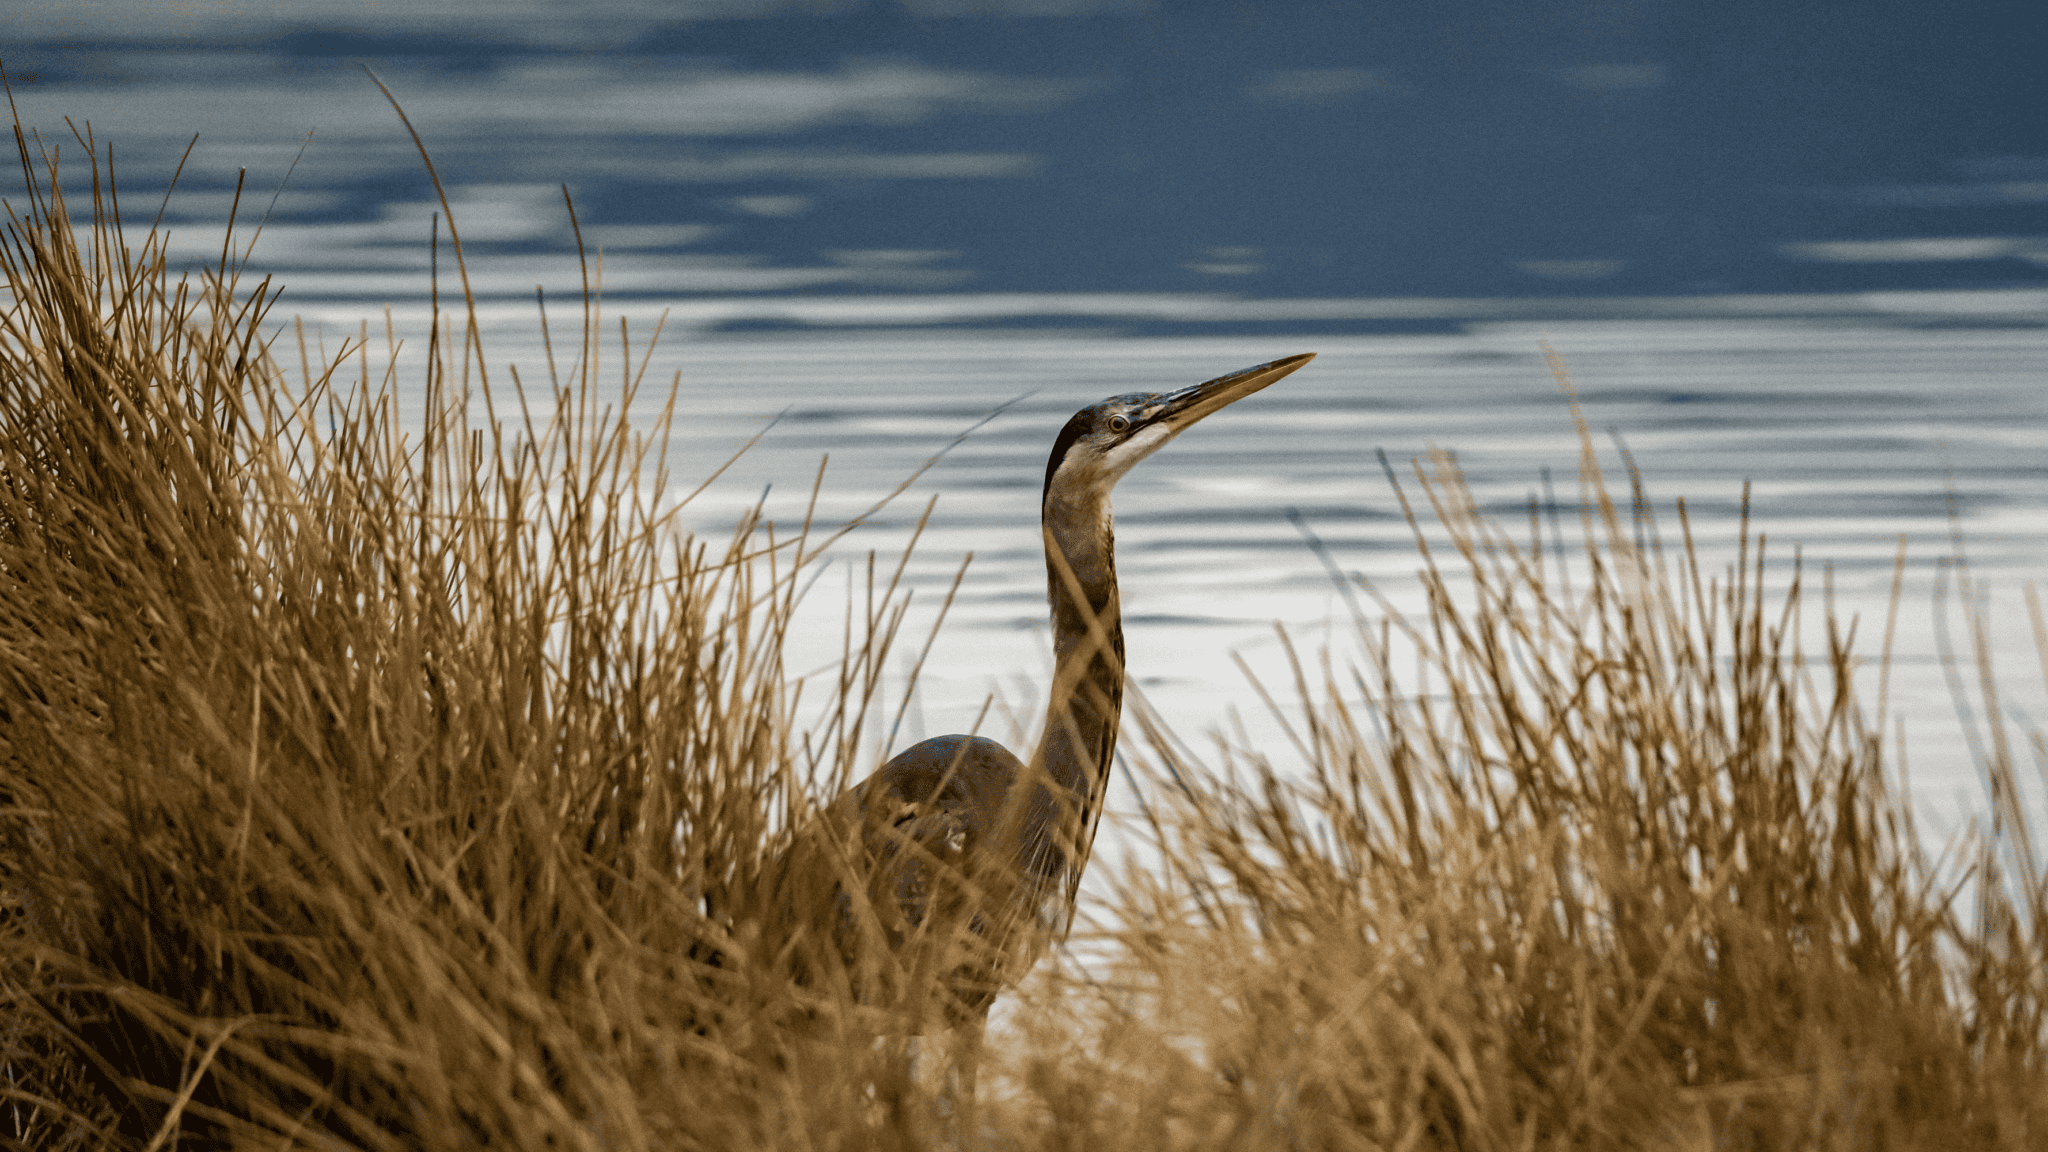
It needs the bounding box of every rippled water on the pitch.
[10,4,2041,919]
[294,298,2048,843]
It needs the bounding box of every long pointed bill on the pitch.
[1153,352,1315,432]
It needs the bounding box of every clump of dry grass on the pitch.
[0,120,966,1149]
[2,118,2043,1150]
[1023,435,2048,1148]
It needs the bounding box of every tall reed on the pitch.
[2,117,2042,1150]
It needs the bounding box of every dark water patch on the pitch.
[715,317,832,334]
[700,315,1480,338]
[1435,348,1547,365]
[1758,491,2011,520]
[1126,535,1414,554]
[1135,675,1210,689]
[1637,412,1926,434]
[1131,505,1403,526]
[945,474,1039,491]
[1752,435,1944,455]
[1576,388,1925,409]
[1125,614,1241,628]
[1107,318,1474,339]
[1888,315,2048,331]
[263,29,533,61]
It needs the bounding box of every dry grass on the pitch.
[2,122,2043,1150]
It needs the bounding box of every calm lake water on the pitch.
[280,294,2048,851]
[9,6,2045,854]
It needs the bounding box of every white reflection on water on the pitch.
[285,300,2048,850]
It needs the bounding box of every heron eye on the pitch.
[1107,414,1131,433]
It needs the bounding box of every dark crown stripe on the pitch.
[1042,409,1093,503]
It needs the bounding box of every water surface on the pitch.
[285,303,2048,845]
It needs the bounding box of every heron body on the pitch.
[769,352,1316,1020]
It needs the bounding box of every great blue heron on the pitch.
[767,352,1316,1022]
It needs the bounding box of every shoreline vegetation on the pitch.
[4,122,2045,1150]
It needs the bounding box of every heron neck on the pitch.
[1034,484,1125,815]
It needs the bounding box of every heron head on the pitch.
[1042,353,1315,502]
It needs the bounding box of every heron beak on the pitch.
[1153,352,1315,431]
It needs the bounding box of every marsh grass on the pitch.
[1067,434,2048,1150]
[2,120,2043,1150]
